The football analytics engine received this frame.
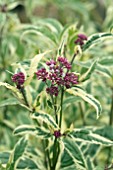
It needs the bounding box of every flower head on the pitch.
[36,68,48,82]
[58,57,71,70]
[64,73,78,88]
[74,33,87,47]
[12,72,25,89]
[46,86,59,96]
[36,57,79,96]
[78,34,87,40]
[46,59,56,69]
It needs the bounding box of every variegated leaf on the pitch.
[24,51,51,86]
[62,137,87,170]
[70,128,113,145]
[79,60,97,82]
[14,125,52,139]
[66,87,102,118]
[31,111,58,129]
[82,33,113,51]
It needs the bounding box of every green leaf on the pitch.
[70,128,113,145]
[82,33,113,51]
[0,82,19,94]
[0,152,10,164]
[75,60,112,77]
[24,51,51,86]
[14,125,52,139]
[35,127,52,138]
[63,96,81,111]
[31,111,58,129]
[93,126,113,140]
[7,2,23,11]
[99,56,113,66]
[63,137,87,170]
[47,99,53,109]
[0,98,20,107]
[13,137,27,163]
[17,157,39,169]
[86,156,94,170]
[82,143,101,159]
[0,82,23,99]
[94,165,104,170]
[79,60,97,82]
[14,125,36,136]
[60,23,77,40]
[0,120,15,130]
[66,87,102,119]
[60,149,76,170]
[96,64,112,77]
[21,26,57,45]
[9,137,27,169]
[0,164,5,170]
[37,18,63,35]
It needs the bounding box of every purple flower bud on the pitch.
[74,38,84,46]
[78,34,87,40]
[46,86,59,96]
[58,57,71,70]
[64,73,78,88]
[46,60,56,68]
[12,72,25,89]
[54,130,61,138]
[36,68,48,82]
[74,33,87,46]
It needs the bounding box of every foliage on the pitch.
[0,0,113,170]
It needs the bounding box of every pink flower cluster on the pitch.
[74,34,87,46]
[36,57,78,96]
[12,72,25,89]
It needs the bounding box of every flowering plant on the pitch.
[0,17,113,169]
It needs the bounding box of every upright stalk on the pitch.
[51,95,58,124]
[52,137,59,170]
[51,88,64,170]
[70,52,78,65]
[43,140,52,170]
[59,88,64,128]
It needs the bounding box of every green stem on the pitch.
[70,52,78,65]
[66,52,78,74]
[20,87,29,107]
[51,95,58,124]
[43,140,52,170]
[52,138,60,170]
[59,88,64,128]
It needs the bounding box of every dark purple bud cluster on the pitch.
[58,57,71,70]
[12,72,25,89]
[46,86,59,96]
[74,34,87,46]
[35,68,48,82]
[36,57,79,96]
[63,73,78,88]
[54,130,61,138]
